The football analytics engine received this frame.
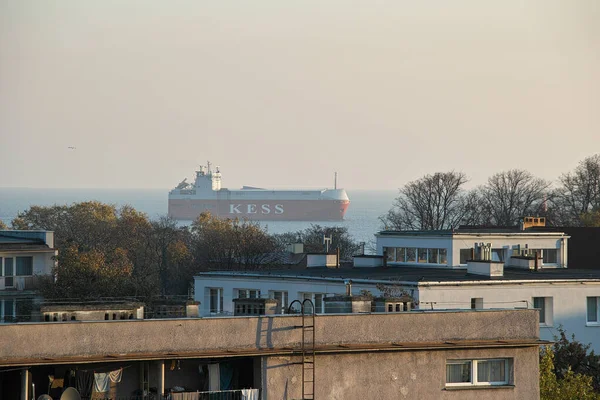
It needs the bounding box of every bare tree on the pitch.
[381,172,479,230]
[479,169,552,226]
[555,154,600,225]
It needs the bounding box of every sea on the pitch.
[0,188,397,248]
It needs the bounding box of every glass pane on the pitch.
[460,249,471,264]
[446,361,471,383]
[588,297,598,322]
[210,289,218,312]
[533,298,546,323]
[4,258,13,276]
[439,249,448,265]
[16,257,33,276]
[491,249,504,262]
[406,248,416,262]
[249,290,258,299]
[314,294,323,313]
[543,249,558,264]
[477,360,506,383]
[418,249,428,263]
[395,248,405,262]
[384,247,395,262]
[428,249,439,264]
[238,290,247,299]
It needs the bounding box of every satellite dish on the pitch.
[38,396,53,400]
[60,387,81,400]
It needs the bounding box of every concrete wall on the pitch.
[264,346,539,400]
[0,310,538,366]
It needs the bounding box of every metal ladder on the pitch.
[289,299,316,400]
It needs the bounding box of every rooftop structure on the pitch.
[0,230,56,323]
[0,309,542,399]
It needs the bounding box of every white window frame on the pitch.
[446,359,510,387]
[208,287,223,314]
[587,297,600,326]
[269,291,288,314]
[533,296,553,327]
[236,289,261,299]
[301,293,326,314]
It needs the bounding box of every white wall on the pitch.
[417,282,600,352]
[376,233,567,268]
[194,276,388,316]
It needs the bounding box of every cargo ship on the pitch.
[168,163,350,221]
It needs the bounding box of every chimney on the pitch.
[345,280,353,296]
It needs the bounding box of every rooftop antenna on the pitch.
[323,234,332,253]
[334,172,337,190]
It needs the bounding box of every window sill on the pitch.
[540,323,553,328]
[445,385,514,391]
[586,323,600,327]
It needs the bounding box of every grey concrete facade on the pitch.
[0,310,542,399]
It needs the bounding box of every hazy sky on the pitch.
[1,1,598,190]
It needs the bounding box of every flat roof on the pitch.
[377,228,567,236]
[195,266,600,285]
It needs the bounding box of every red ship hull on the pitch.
[168,199,350,221]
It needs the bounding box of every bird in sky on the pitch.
[67,146,76,150]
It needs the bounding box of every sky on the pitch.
[0,1,598,190]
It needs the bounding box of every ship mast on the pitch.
[334,172,337,190]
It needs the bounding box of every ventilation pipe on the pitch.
[345,280,353,296]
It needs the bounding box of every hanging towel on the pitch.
[241,388,260,400]
[50,378,64,388]
[94,372,110,392]
[109,368,123,383]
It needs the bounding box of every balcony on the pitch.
[0,275,41,291]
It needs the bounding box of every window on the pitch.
[1,299,15,323]
[302,293,325,313]
[533,297,553,326]
[237,289,260,299]
[446,359,510,386]
[383,247,395,262]
[2,258,14,287]
[542,249,558,264]
[471,298,483,310]
[270,291,288,313]
[406,248,416,263]
[209,288,223,314]
[439,249,448,265]
[388,248,448,264]
[15,257,33,276]
[460,249,472,264]
[528,249,558,264]
[395,248,405,262]
[418,249,428,263]
[587,297,599,325]
[446,361,471,384]
[428,249,439,264]
[491,249,505,262]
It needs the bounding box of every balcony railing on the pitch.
[79,389,259,400]
[0,275,39,291]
